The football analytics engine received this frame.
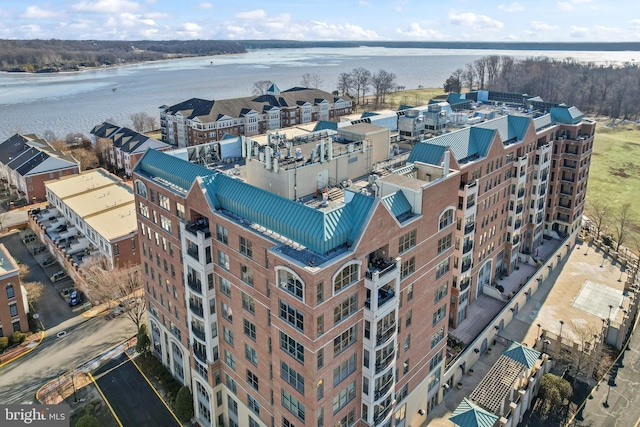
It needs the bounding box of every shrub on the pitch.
[75,414,99,427]
[175,386,194,421]
[0,336,8,352]
[136,324,150,354]
[9,331,26,345]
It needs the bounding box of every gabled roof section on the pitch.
[313,121,338,132]
[533,114,553,131]
[550,105,584,124]
[134,149,213,193]
[502,341,541,369]
[406,143,446,166]
[162,98,214,118]
[267,83,281,95]
[450,398,499,427]
[475,115,530,144]
[381,191,412,220]
[199,173,375,255]
[90,122,120,139]
[409,126,495,164]
[0,134,30,164]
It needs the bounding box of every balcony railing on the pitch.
[512,236,520,245]
[194,349,207,364]
[191,325,206,341]
[460,278,471,291]
[466,199,475,209]
[560,188,573,196]
[374,405,393,425]
[464,223,475,234]
[516,204,523,214]
[366,259,397,280]
[378,289,396,309]
[517,188,525,198]
[541,173,548,181]
[375,350,396,374]
[514,220,522,230]
[374,377,394,400]
[461,260,472,273]
[376,323,397,346]
[561,175,575,183]
[189,301,204,317]
[187,276,202,293]
[187,246,199,261]
[185,220,211,238]
[462,241,473,254]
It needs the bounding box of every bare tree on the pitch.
[337,72,353,96]
[23,281,45,306]
[485,55,501,87]
[463,63,476,91]
[82,257,146,330]
[351,67,371,104]
[301,73,323,89]
[612,203,633,251]
[65,132,87,146]
[474,57,488,90]
[587,198,611,239]
[252,80,273,96]
[94,138,113,168]
[371,69,397,106]
[566,321,599,383]
[130,112,156,133]
[42,130,56,143]
[49,139,67,152]
[70,148,98,171]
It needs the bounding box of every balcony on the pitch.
[375,350,395,374]
[459,277,471,291]
[191,324,206,341]
[558,201,572,209]
[562,162,577,169]
[512,235,520,245]
[464,223,475,234]
[560,187,573,196]
[514,220,522,230]
[466,198,475,210]
[541,172,548,182]
[185,220,211,238]
[376,323,397,346]
[365,259,397,280]
[187,245,199,261]
[378,288,396,309]
[189,301,204,318]
[557,214,571,223]
[462,241,474,254]
[564,147,580,155]
[374,377,394,400]
[561,174,575,183]
[461,259,472,273]
[194,349,207,364]
[374,405,393,425]
[517,188,525,198]
[187,276,202,293]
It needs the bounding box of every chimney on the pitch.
[443,150,450,175]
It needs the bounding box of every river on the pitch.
[0,47,636,140]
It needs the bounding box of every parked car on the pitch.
[41,256,55,267]
[68,291,80,306]
[50,270,68,282]
[32,245,46,255]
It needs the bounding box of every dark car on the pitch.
[68,291,80,306]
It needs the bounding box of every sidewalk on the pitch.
[0,331,44,368]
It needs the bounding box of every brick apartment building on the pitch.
[133,99,593,427]
[0,244,28,335]
[160,84,352,148]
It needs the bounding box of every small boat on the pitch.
[112,87,118,92]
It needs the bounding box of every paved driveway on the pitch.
[93,354,181,427]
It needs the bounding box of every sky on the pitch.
[3,0,640,42]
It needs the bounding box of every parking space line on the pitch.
[88,372,123,427]
[126,352,182,425]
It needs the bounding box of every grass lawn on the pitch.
[359,87,446,111]
[587,122,640,242]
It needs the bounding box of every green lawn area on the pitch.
[587,123,640,240]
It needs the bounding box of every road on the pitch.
[0,313,136,404]
[0,209,27,231]
[570,316,640,427]
[93,354,181,427]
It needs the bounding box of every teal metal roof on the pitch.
[313,121,338,132]
[502,341,541,369]
[476,115,531,144]
[398,105,415,111]
[361,111,380,118]
[450,398,499,427]
[550,106,584,124]
[134,149,213,193]
[409,126,494,164]
[200,174,375,254]
[381,191,412,220]
[407,143,446,165]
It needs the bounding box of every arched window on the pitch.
[135,180,148,198]
[6,284,14,299]
[439,208,454,230]
[277,268,305,301]
[333,263,359,294]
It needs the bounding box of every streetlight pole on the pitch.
[559,320,565,353]
[70,370,78,404]
[608,305,614,324]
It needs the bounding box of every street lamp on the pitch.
[537,323,542,338]
[70,370,78,404]
[608,305,614,324]
[559,320,565,350]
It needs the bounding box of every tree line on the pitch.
[336,67,397,106]
[0,39,246,72]
[444,55,640,119]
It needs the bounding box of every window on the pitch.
[228,396,238,415]
[9,303,18,318]
[216,224,228,244]
[405,309,412,327]
[404,334,411,351]
[138,202,149,218]
[6,285,14,299]
[317,348,324,369]
[279,300,304,331]
[435,257,450,279]
[439,209,454,230]
[332,381,355,414]
[282,390,306,422]
[114,243,119,256]
[243,319,257,340]
[431,327,445,349]
[336,410,355,427]
[160,215,172,233]
[176,202,185,220]
[241,265,254,286]
[400,257,415,279]
[403,359,409,374]
[247,370,259,391]
[434,282,448,303]
[407,283,413,301]
[158,193,170,211]
[248,394,260,415]
[223,326,234,346]
[317,315,324,337]
[240,237,253,259]
[429,351,443,371]
[135,180,147,198]
[242,293,255,314]
[333,353,356,386]
[280,331,304,364]
[316,282,324,305]
[226,374,237,394]
[281,361,305,394]
[334,264,358,294]
[333,325,357,356]
[437,233,452,254]
[245,343,258,365]
[219,276,231,296]
[224,349,236,369]
[398,229,416,253]
[249,416,260,427]
[333,294,358,325]
[217,250,230,270]
[222,303,233,322]
[432,304,446,326]
[282,417,296,427]
[397,384,408,402]
[278,270,304,301]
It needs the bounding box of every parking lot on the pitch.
[92,354,181,427]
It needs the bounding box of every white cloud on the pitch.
[396,23,445,39]
[569,25,589,38]
[72,0,140,13]
[235,9,267,20]
[176,22,203,38]
[21,6,61,19]
[630,19,640,29]
[557,2,574,11]
[449,12,504,31]
[195,2,214,10]
[529,21,560,32]
[498,2,524,13]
